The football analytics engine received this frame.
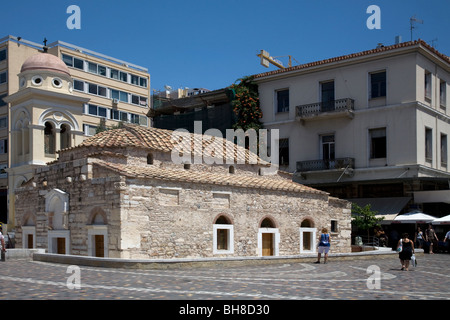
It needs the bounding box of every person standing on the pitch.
[425,224,439,254]
[315,228,331,264]
[415,227,424,249]
[0,226,6,262]
[398,233,414,271]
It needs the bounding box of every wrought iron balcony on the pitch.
[296,98,355,120]
[296,157,355,172]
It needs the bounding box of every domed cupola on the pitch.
[18,46,73,94]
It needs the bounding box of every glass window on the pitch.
[110,69,119,80]
[131,75,139,85]
[426,128,433,162]
[111,89,119,100]
[370,71,386,98]
[119,91,128,102]
[370,128,387,159]
[62,54,73,67]
[98,107,107,118]
[131,95,139,105]
[321,135,335,161]
[84,124,98,136]
[88,62,97,74]
[98,65,107,77]
[73,58,84,70]
[98,86,107,97]
[0,117,7,128]
[441,133,447,166]
[276,89,289,113]
[140,77,147,88]
[0,72,7,84]
[139,115,148,126]
[88,104,97,115]
[0,139,7,154]
[279,138,289,165]
[130,113,140,124]
[74,80,84,91]
[425,71,432,100]
[0,49,6,62]
[440,80,447,107]
[120,71,127,82]
[0,94,7,107]
[88,83,97,95]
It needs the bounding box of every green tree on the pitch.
[351,203,384,241]
[230,76,263,132]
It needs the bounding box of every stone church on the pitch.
[9,46,351,259]
[14,124,351,259]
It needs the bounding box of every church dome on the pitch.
[21,52,71,76]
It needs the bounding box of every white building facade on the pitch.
[254,40,450,220]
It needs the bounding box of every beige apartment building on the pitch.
[254,40,450,221]
[0,35,150,229]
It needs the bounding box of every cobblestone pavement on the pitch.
[0,253,449,302]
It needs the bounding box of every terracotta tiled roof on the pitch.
[67,124,268,165]
[93,160,326,195]
[254,40,449,79]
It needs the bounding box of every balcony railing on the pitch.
[296,157,355,172]
[296,98,355,119]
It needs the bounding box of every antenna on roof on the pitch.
[410,15,423,41]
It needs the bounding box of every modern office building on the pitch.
[0,35,150,229]
[254,40,450,221]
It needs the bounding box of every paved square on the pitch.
[0,253,449,301]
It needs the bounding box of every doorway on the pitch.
[258,217,279,257]
[57,237,66,254]
[94,235,105,258]
[262,233,274,256]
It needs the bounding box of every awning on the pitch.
[414,190,450,204]
[432,214,450,225]
[393,212,437,224]
[349,197,411,224]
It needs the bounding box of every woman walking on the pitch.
[315,228,331,264]
[398,233,414,271]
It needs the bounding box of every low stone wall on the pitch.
[33,250,399,270]
[5,249,45,260]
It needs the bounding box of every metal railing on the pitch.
[296,98,355,118]
[296,157,354,172]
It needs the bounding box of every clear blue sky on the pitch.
[2,0,449,92]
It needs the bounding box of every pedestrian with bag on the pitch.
[315,228,331,264]
[398,233,414,271]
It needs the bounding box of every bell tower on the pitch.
[4,42,89,227]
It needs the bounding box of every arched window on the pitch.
[229,166,235,174]
[60,124,71,150]
[260,217,276,228]
[44,122,56,155]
